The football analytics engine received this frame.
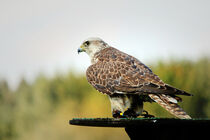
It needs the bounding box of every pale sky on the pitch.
[0,0,210,89]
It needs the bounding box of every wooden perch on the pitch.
[69,118,210,140]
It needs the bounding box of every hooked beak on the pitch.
[77,45,85,54]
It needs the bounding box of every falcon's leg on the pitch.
[123,95,143,118]
[109,94,144,118]
[123,108,138,118]
[108,94,129,118]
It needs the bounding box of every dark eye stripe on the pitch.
[84,41,90,46]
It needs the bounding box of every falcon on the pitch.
[77,37,192,119]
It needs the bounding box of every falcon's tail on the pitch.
[149,94,191,119]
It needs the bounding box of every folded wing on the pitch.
[86,47,192,97]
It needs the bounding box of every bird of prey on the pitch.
[78,37,192,119]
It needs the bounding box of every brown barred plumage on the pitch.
[78,37,192,119]
[148,94,191,119]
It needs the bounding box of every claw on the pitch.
[141,110,155,118]
[123,109,138,118]
[112,110,124,118]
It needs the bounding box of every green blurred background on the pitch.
[0,58,209,140]
[1,0,210,140]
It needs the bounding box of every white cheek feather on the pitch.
[90,45,100,56]
[86,45,102,64]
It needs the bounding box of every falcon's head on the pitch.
[78,37,109,58]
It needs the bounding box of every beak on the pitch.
[77,45,85,54]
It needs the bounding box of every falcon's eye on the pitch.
[84,41,90,46]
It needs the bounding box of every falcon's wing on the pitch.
[86,47,192,96]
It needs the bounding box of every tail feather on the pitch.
[149,94,191,119]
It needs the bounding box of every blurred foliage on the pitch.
[0,58,209,140]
